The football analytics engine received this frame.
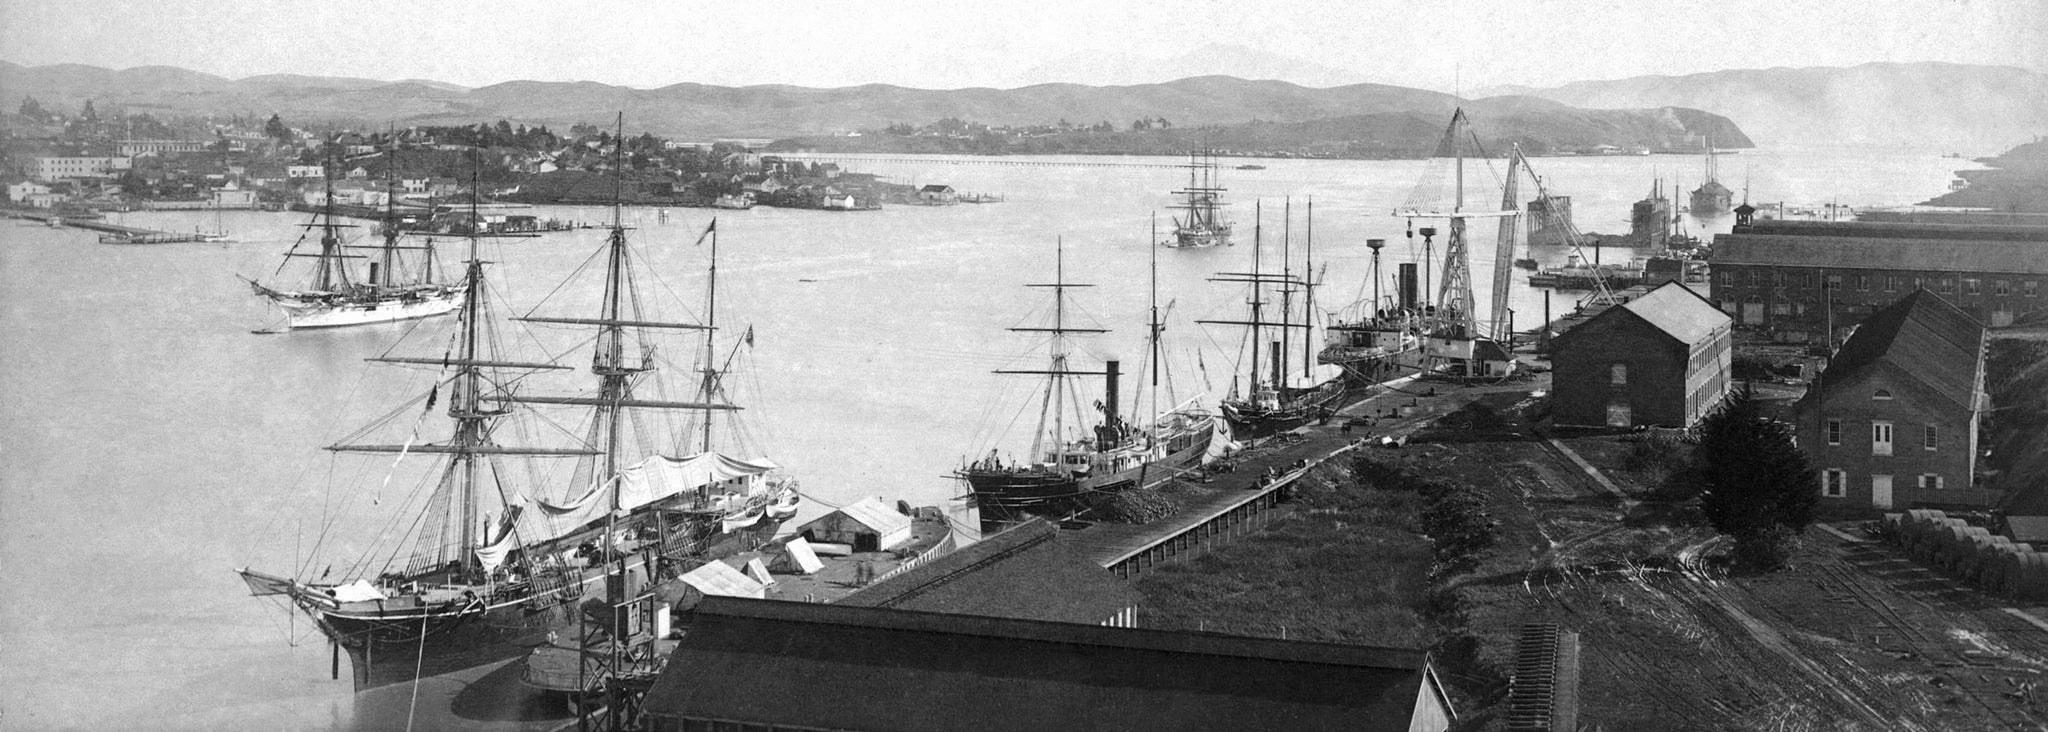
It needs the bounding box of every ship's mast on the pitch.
[315,162,345,292]
[1302,198,1315,380]
[700,220,719,453]
[378,129,399,288]
[1280,198,1292,387]
[996,239,1108,473]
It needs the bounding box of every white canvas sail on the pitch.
[521,452,779,544]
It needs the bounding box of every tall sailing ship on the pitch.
[1163,151,1232,248]
[1205,200,1347,435]
[960,236,1220,528]
[247,163,465,329]
[237,159,795,690]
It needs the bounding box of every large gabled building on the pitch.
[1710,220,2048,340]
[642,597,1456,732]
[1549,281,1733,429]
[1794,290,1990,511]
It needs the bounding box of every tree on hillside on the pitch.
[19,96,48,122]
[264,114,291,143]
[1695,388,1819,571]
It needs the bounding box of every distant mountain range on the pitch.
[0,61,1744,156]
[1478,62,2048,151]
[1006,44,1379,89]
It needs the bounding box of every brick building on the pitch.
[1548,281,1733,429]
[1794,290,1990,511]
[1710,220,2048,341]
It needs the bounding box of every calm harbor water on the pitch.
[0,143,1973,730]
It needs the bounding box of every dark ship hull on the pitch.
[964,420,1215,526]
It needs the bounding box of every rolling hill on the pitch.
[1478,62,2048,150]
[1,61,1744,155]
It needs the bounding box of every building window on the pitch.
[1610,363,1628,385]
[1964,278,1982,295]
[1823,469,1848,498]
[2027,281,2040,298]
[1887,275,1902,291]
[1920,474,1943,490]
[1872,421,1893,456]
[1856,274,1870,290]
[1771,302,1791,316]
[1828,273,1843,289]
[1940,278,1956,293]
[1873,389,1893,400]
[1923,424,1938,450]
[1995,280,2011,296]
[1827,419,1841,446]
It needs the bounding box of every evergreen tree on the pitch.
[18,96,47,121]
[1695,389,1820,569]
[81,99,98,121]
[264,114,291,143]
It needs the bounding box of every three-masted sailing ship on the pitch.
[247,160,465,329]
[1205,200,1347,435]
[1163,150,1232,248]
[960,235,1219,528]
[237,155,795,690]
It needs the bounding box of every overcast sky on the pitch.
[3,0,2042,91]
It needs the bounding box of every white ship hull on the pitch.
[273,288,466,329]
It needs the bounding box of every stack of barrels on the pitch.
[1880,510,2048,599]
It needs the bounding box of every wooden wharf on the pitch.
[1070,377,1473,578]
[7,210,217,243]
[770,154,1185,170]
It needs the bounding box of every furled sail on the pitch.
[520,452,780,544]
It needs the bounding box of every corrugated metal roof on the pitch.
[1821,290,1984,410]
[1714,231,2048,274]
[828,496,913,536]
[645,597,1441,732]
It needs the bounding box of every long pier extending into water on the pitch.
[5,210,222,243]
[769,153,1185,170]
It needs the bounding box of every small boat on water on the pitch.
[1235,164,1266,171]
[712,193,755,210]
[1529,254,1646,290]
[1163,150,1233,248]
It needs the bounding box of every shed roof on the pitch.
[678,559,765,598]
[816,496,912,536]
[644,597,1444,732]
[1556,281,1729,347]
[2003,516,2048,544]
[1819,289,1983,410]
[838,519,1136,624]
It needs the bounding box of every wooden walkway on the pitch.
[7,210,217,242]
[1071,377,1472,578]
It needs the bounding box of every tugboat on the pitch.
[1321,237,1425,386]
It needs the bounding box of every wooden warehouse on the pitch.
[1549,281,1733,429]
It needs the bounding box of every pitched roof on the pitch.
[644,597,1443,732]
[1555,281,1729,347]
[837,519,1136,624]
[1820,289,1984,410]
[1714,221,2048,274]
[824,496,913,536]
[678,559,765,598]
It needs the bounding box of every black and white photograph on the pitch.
[2,1,2045,729]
